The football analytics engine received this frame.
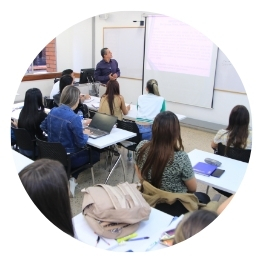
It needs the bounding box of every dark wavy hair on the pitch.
[103,80,121,115]
[137,111,183,188]
[19,159,74,237]
[18,88,45,132]
[224,105,250,149]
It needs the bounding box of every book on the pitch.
[193,162,217,176]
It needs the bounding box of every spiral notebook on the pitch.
[193,162,217,176]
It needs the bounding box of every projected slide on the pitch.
[144,16,218,108]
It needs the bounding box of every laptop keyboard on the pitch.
[88,127,107,136]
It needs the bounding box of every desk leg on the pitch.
[104,144,126,184]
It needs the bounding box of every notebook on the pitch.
[193,162,217,176]
[85,112,117,139]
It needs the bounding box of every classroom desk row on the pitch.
[11,100,248,193]
[83,96,186,122]
[12,147,247,202]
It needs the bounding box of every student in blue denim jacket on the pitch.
[40,85,100,197]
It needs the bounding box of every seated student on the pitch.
[211,105,252,151]
[135,111,197,193]
[135,111,210,210]
[40,85,100,197]
[18,88,47,158]
[136,79,166,140]
[173,210,218,244]
[50,68,75,99]
[19,159,75,237]
[211,105,251,197]
[53,75,91,122]
[98,80,130,120]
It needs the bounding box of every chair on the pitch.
[116,119,142,182]
[11,127,37,160]
[215,143,251,163]
[212,142,251,197]
[89,109,97,119]
[35,137,95,184]
[44,96,54,109]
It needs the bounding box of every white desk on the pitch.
[72,207,183,252]
[84,96,186,122]
[87,127,136,149]
[188,149,248,194]
[12,150,34,173]
[87,128,136,184]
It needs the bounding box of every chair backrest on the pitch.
[35,137,70,176]
[117,119,141,144]
[11,127,36,159]
[89,109,97,119]
[216,143,251,163]
[11,127,35,150]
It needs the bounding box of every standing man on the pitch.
[94,48,120,85]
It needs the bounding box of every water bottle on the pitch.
[77,110,84,127]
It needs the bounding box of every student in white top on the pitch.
[50,69,75,99]
[136,79,166,140]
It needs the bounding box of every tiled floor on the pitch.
[70,126,227,217]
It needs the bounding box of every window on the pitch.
[26,39,57,74]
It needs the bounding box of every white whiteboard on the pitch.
[103,27,144,80]
[214,49,246,94]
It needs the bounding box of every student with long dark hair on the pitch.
[135,111,196,193]
[19,159,75,237]
[18,88,47,157]
[135,79,166,140]
[211,105,252,150]
[98,80,130,120]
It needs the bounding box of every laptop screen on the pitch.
[89,112,117,133]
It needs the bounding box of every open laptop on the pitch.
[84,112,117,139]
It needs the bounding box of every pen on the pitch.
[127,237,149,241]
[94,232,110,245]
[95,235,100,247]
[145,241,159,251]
[100,236,110,245]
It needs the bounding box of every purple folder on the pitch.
[193,162,217,176]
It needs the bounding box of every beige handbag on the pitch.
[81,182,151,239]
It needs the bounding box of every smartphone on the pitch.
[211,168,225,178]
[160,228,175,241]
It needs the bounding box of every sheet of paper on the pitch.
[92,102,100,108]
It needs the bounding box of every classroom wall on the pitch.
[16,79,54,102]
[16,11,251,126]
[56,18,93,72]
